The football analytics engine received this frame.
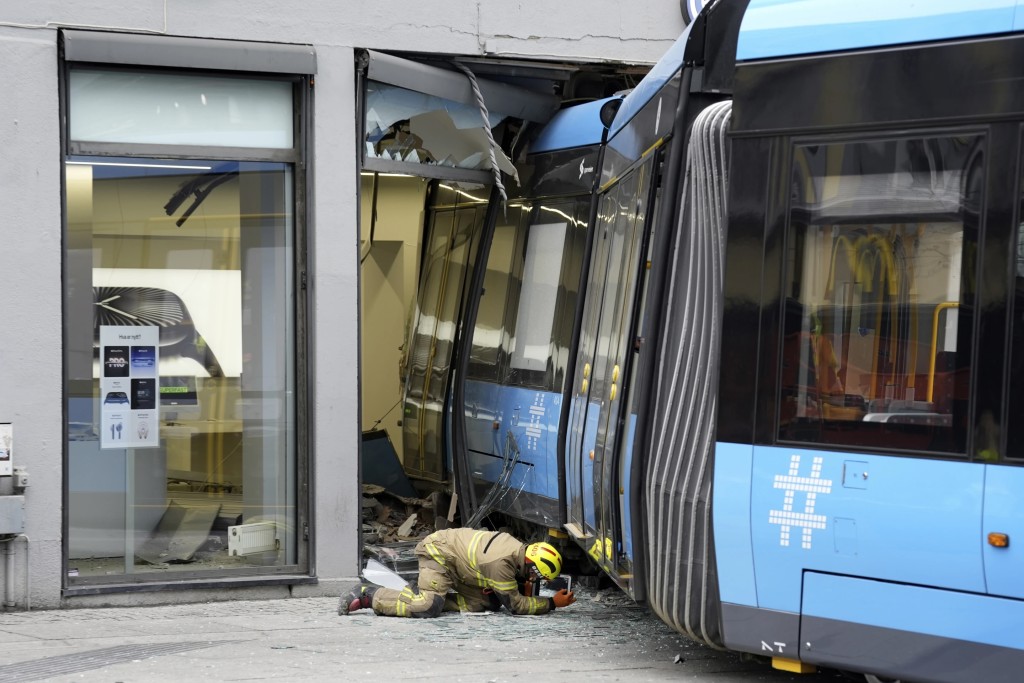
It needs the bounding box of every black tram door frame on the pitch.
[566,188,618,539]
[568,153,659,589]
[402,184,487,484]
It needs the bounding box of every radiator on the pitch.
[228,521,278,556]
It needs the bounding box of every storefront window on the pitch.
[69,70,295,148]
[65,66,301,583]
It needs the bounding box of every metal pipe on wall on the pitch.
[3,535,30,611]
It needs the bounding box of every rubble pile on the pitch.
[361,483,439,545]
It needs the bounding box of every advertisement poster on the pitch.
[100,326,159,449]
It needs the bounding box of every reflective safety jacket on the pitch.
[421,528,554,615]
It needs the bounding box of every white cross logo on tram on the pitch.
[768,454,832,549]
[524,392,545,451]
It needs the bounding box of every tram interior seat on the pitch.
[782,330,961,424]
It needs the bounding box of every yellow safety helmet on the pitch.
[525,542,562,580]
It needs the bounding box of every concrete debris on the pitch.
[396,512,418,539]
[360,484,436,545]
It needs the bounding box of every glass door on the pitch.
[401,184,487,482]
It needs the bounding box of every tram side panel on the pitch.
[462,186,592,529]
[715,72,1024,683]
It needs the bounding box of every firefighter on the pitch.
[340,528,576,617]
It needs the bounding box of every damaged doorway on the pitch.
[355,50,644,573]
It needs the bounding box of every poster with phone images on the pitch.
[100,326,159,449]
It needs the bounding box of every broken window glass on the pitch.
[364,81,515,175]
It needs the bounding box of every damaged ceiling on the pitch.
[360,48,652,180]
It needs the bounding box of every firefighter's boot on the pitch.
[339,583,378,615]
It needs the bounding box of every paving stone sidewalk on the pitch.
[0,588,847,682]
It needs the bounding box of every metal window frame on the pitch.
[363,157,491,184]
[62,30,316,74]
[67,142,299,163]
[59,31,315,592]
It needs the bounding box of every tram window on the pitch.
[499,199,588,390]
[467,220,519,381]
[1005,145,1024,460]
[510,221,568,374]
[778,134,981,454]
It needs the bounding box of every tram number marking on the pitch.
[761,641,787,653]
[768,454,832,549]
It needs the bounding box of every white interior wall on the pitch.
[360,174,429,461]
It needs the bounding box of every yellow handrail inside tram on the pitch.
[927,302,960,403]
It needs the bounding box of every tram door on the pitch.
[401,184,487,483]
[567,160,652,590]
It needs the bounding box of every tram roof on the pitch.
[738,0,1024,61]
[529,95,620,154]
[607,22,694,140]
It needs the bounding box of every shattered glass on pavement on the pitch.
[0,587,849,683]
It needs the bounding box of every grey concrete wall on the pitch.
[0,25,64,608]
[0,1,684,63]
[300,43,363,599]
[0,2,685,607]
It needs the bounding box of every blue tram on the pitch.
[716,1,1024,680]
[401,1,1024,680]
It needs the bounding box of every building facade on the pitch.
[0,1,683,608]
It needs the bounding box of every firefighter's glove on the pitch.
[552,589,576,608]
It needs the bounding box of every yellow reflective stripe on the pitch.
[467,530,490,587]
[466,530,487,568]
[425,542,446,566]
[488,580,517,591]
[517,596,545,615]
[401,587,428,605]
[456,594,468,611]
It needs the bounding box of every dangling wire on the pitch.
[453,61,508,211]
[368,396,403,431]
[465,430,521,528]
